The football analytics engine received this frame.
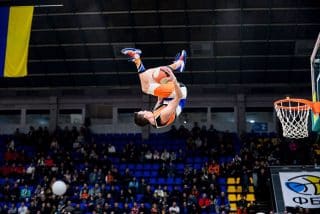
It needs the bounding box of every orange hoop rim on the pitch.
[274,97,313,111]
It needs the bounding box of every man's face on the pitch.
[137,110,155,124]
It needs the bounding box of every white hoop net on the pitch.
[274,100,311,139]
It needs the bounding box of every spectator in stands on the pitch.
[154,185,165,203]
[145,150,153,160]
[169,185,182,204]
[187,194,198,207]
[215,192,230,214]
[139,203,148,213]
[236,194,248,214]
[158,163,168,177]
[153,150,160,161]
[44,155,54,168]
[17,201,28,214]
[161,149,170,162]
[105,170,114,184]
[240,166,250,193]
[190,185,200,198]
[169,201,180,213]
[95,192,105,207]
[128,176,139,194]
[122,168,133,185]
[167,162,176,177]
[64,200,75,213]
[143,185,154,204]
[73,203,82,214]
[208,160,220,176]
[189,203,200,213]
[106,193,115,205]
[10,182,20,202]
[192,122,201,139]
[151,203,160,214]
[198,193,212,212]
[1,183,10,202]
[170,151,177,162]
[7,203,17,214]
[256,167,268,200]
[180,201,189,214]
[207,183,218,201]
[28,201,37,213]
[111,202,123,213]
[80,189,90,202]
[131,201,140,214]
[107,143,116,154]
[90,183,102,198]
[20,184,31,201]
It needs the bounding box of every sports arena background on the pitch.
[0,0,319,213]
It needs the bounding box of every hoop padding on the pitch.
[274,98,312,139]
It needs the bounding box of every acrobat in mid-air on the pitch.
[121,48,187,128]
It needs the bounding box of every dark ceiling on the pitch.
[0,0,320,90]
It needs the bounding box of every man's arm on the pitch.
[153,97,163,111]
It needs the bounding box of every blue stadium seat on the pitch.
[136,194,144,202]
[143,164,152,170]
[175,178,182,184]
[167,177,174,185]
[134,171,143,178]
[218,177,226,185]
[158,178,165,185]
[143,171,151,177]
[136,164,143,170]
[150,178,157,185]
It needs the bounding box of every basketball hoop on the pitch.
[274,97,315,139]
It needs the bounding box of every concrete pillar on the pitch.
[235,94,246,134]
[21,108,26,126]
[207,107,211,125]
[49,96,58,133]
[112,107,118,124]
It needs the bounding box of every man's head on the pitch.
[134,111,155,126]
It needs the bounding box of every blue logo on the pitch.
[285,175,320,196]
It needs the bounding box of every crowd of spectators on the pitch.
[0,123,319,213]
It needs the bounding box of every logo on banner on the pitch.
[279,172,320,208]
[285,175,320,196]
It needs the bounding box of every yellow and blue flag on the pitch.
[0,6,33,77]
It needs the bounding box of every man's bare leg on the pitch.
[121,48,186,96]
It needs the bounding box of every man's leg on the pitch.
[168,50,187,72]
[121,48,145,73]
[121,48,186,97]
[122,48,186,73]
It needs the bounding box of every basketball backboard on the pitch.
[311,33,320,132]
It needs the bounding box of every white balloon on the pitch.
[52,180,67,196]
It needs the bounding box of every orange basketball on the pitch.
[152,67,170,84]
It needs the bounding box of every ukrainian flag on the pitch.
[0,6,34,77]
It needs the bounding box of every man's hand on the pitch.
[166,69,177,82]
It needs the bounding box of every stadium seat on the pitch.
[230,203,237,211]
[218,177,226,185]
[246,194,255,201]
[166,177,174,185]
[158,178,165,185]
[134,171,143,178]
[220,185,227,193]
[227,177,236,184]
[227,185,236,193]
[136,164,143,170]
[228,194,237,202]
[143,171,151,177]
